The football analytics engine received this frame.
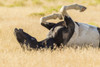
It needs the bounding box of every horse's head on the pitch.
[14,28,38,50]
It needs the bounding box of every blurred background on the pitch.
[0,0,99,40]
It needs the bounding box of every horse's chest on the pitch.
[47,26,63,38]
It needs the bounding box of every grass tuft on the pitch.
[7,1,26,7]
[96,0,100,4]
[0,1,4,6]
[28,12,45,17]
[89,22,99,26]
[32,0,43,5]
[45,0,56,2]
[28,5,62,17]
[43,5,62,14]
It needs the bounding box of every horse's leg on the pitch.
[41,22,56,30]
[40,4,86,23]
[40,13,63,24]
[40,13,63,30]
[40,4,86,30]
[60,4,87,16]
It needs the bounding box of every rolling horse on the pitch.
[14,4,100,50]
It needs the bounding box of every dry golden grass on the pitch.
[0,0,100,67]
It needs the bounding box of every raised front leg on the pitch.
[60,4,87,16]
[40,4,86,30]
[40,13,63,24]
[40,13,63,30]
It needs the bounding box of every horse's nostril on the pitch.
[14,28,19,32]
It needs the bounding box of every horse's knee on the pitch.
[40,17,46,24]
[60,6,66,14]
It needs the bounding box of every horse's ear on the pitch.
[64,16,74,26]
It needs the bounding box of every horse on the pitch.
[14,4,100,50]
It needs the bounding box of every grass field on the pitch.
[0,0,100,67]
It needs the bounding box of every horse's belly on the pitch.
[73,36,99,47]
[67,26,100,47]
[67,37,99,47]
